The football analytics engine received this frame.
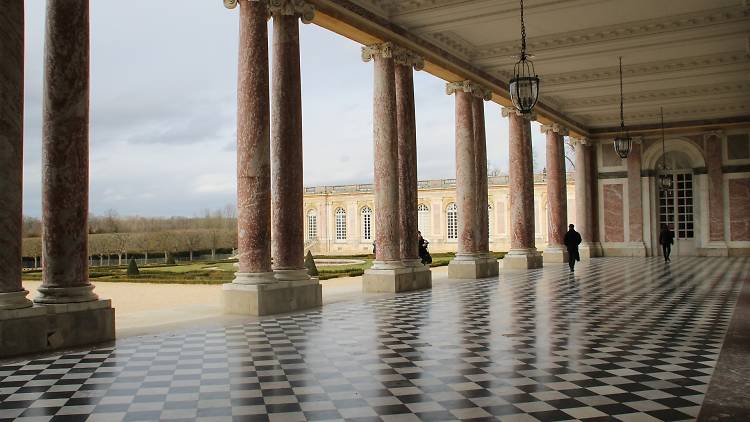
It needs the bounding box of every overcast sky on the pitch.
[22,0,548,218]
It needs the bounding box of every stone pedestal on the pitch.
[543,246,569,263]
[448,255,499,279]
[503,249,544,270]
[0,300,115,359]
[222,279,322,316]
[363,265,431,293]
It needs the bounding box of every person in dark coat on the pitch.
[418,231,432,265]
[659,224,674,262]
[563,224,582,271]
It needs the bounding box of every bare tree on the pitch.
[22,237,42,268]
[182,230,205,261]
[111,233,131,266]
[564,138,576,170]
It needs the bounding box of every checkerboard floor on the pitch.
[1,257,747,422]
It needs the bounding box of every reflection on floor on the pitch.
[1,257,747,422]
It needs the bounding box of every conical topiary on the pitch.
[127,258,140,276]
[304,250,318,277]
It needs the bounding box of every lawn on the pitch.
[21,252,506,284]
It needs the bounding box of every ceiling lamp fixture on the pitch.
[509,0,539,114]
[657,107,673,193]
[613,57,632,159]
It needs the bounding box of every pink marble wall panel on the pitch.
[706,135,725,241]
[729,178,750,241]
[603,184,624,243]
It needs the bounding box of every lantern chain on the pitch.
[520,0,527,60]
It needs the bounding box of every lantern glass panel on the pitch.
[614,136,632,159]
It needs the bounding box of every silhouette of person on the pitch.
[659,224,674,263]
[418,231,431,265]
[563,224,582,271]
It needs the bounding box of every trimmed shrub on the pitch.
[127,258,140,276]
[304,250,319,276]
[347,269,364,277]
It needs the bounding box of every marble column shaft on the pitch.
[627,142,643,242]
[574,140,592,242]
[395,64,418,262]
[545,129,567,247]
[472,96,489,254]
[508,112,536,250]
[454,90,479,255]
[271,13,306,277]
[37,0,98,303]
[235,0,272,278]
[0,1,33,309]
[372,55,401,264]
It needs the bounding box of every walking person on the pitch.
[659,224,674,263]
[418,231,432,265]
[563,224,582,271]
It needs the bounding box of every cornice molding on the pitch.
[537,52,750,87]
[354,0,466,16]
[426,31,475,60]
[474,5,750,59]
[446,80,492,100]
[583,103,750,126]
[562,82,750,110]
[361,42,424,70]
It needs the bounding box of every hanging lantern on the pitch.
[657,107,673,193]
[509,0,540,114]
[613,57,632,159]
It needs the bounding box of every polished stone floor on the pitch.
[1,257,747,422]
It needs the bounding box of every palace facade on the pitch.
[303,174,576,255]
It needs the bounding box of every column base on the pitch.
[363,265,432,293]
[503,249,543,270]
[0,290,33,310]
[543,246,569,263]
[222,279,322,316]
[448,255,500,279]
[579,242,603,259]
[0,300,115,360]
[34,284,99,304]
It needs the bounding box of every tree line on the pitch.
[22,207,238,268]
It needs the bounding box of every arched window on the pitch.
[361,206,372,241]
[418,204,430,236]
[335,208,347,240]
[447,203,458,240]
[307,210,317,240]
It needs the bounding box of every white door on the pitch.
[658,172,696,256]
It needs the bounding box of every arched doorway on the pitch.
[642,138,706,257]
[655,150,697,256]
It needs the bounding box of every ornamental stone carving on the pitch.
[501,106,535,121]
[540,123,569,136]
[362,42,424,70]
[446,80,492,101]
[223,0,315,23]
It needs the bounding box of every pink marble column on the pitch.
[35,0,98,303]
[627,141,643,242]
[453,90,479,256]
[507,111,536,251]
[542,125,567,252]
[395,64,419,264]
[588,145,600,249]
[472,96,490,255]
[271,12,308,280]
[0,1,33,309]
[365,45,401,266]
[706,133,725,242]
[234,0,273,283]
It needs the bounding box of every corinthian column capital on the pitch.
[570,136,590,146]
[501,106,536,121]
[540,123,569,136]
[392,45,424,71]
[446,80,492,101]
[224,0,238,8]
[362,42,394,62]
[268,0,315,23]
